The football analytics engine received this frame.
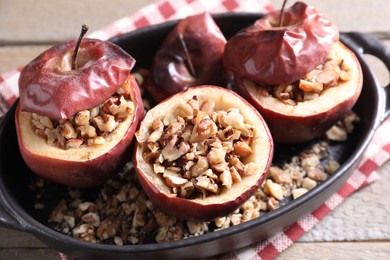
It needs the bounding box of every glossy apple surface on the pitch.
[234,42,362,143]
[224,2,339,85]
[145,12,229,102]
[15,75,144,187]
[134,86,273,220]
[18,38,135,120]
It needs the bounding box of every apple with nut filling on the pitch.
[15,25,144,187]
[134,86,273,220]
[224,2,363,143]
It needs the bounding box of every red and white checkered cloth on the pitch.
[1,0,389,259]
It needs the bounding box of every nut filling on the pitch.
[30,79,135,149]
[136,95,257,199]
[256,51,351,105]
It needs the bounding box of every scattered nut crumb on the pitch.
[292,188,309,199]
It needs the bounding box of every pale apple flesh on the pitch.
[134,86,273,220]
[15,75,144,187]
[235,41,363,143]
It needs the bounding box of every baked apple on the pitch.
[145,12,229,102]
[224,2,362,143]
[134,86,273,220]
[15,26,144,187]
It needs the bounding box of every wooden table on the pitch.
[0,0,389,259]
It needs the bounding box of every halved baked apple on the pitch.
[15,34,144,187]
[134,86,273,220]
[224,2,362,143]
[234,41,362,143]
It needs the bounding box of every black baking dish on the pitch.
[0,13,390,259]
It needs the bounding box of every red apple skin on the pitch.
[18,38,135,121]
[223,2,339,85]
[15,75,144,187]
[135,164,268,220]
[234,42,363,144]
[134,86,274,220]
[145,12,229,102]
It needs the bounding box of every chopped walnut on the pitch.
[96,219,117,240]
[267,197,279,211]
[74,224,96,242]
[138,96,256,198]
[186,221,209,236]
[60,121,77,139]
[233,141,253,157]
[49,199,67,223]
[30,83,135,149]
[269,166,292,184]
[326,111,360,141]
[65,139,83,149]
[326,160,340,174]
[326,124,348,141]
[292,188,309,199]
[74,110,90,126]
[263,180,283,200]
[81,212,100,227]
[32,113,54,129]
[220,170,233,189]
[207,142,226,164]
[302,177,317,190]
[256,50,351,105]
[307,168,328,182]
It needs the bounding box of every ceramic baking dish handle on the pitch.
[0,119,31,232]
[344,32,390,123]
[0,200,30,232]
[0,120,14,229]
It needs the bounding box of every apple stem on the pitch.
[72,24,89,70]
[279,0,288,27]
[177,33,197,78]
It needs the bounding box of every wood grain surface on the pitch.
[0,0,389,259]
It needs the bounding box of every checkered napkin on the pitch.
[1,0,389,259]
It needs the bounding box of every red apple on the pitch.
[145,12,229,102]
[134,86,273,220]
[223,2,339,85]
[223,2,362,143]
[18,38,136,120]
[15,36,144,187]
[234,41,363,143]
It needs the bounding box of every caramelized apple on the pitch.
[15,35,144,187]
[134,86,273,220]
[145,13,229,102]
[224,2,362,143]
[224,2,339,85]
